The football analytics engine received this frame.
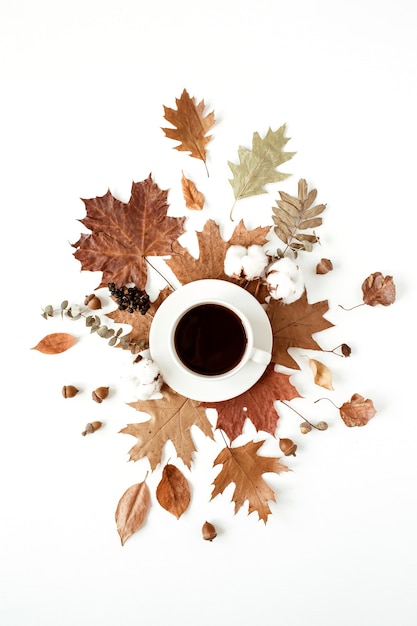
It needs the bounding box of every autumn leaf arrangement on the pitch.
[33,89,396,544]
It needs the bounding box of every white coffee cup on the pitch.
[149,279,273,401]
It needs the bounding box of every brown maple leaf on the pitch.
[339,393,377,427]
[211,440,290,523]
[72,174,185,289]
[362,272,396,306]
[121,385,214,469]
[166,219,271,304]
[266,290,334,370]
[203,364,300,441]
[162,89,215,168]
[105,288,171,349]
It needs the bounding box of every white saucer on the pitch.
[149,279,273,402]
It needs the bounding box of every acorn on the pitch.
[300,421,312,434]
[81,421,102,436]
[62,385,79,398]
[202,521,217,542]
[279,438,297,456]
[316,421,328,431]
[92,386,109,403]
[316,258,333,274]
[84,293,102,310]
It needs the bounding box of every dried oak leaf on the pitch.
[72,174,185,289]
[115,480,151,546]
[166,219,270,302]
[362,272,396,306]
[339,393,377,427]
[211,440,290,523]
[203,364,300,441]
[106,287,171,349]
[181,173,205,210]
[122,386,214,470]
[162,89,215,166]
[228,125,295,202]
[31,333,76,355]
[266,290,334,370]
[156,464,191,519]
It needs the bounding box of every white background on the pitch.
[1,1,417,625]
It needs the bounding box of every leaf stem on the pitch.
[144,256,177,291]
[338,302,365,311]
[280,400,321,430]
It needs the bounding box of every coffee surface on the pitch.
[174,304,247,375]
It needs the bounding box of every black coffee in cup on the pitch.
[174,303,248,376]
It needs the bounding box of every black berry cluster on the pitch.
[108,283,150,315]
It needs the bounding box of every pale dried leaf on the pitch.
[181,173,205,210]
[309,358,334,390]
[115,481,151,545]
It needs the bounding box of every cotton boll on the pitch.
[224,244,268,280]
[135,378,163,400]
[224,245,247,278]
[133,357,161,385]
[266,257,304,303]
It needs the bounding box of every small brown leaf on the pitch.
[115,481,151,546]
[31,333,76,354]
[339,393,376,427]
[156,464,191,519]
[309,359,334,390]
[181,173,205,210]
[362,272,396,306]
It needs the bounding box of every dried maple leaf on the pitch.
[228,125,295,209]
[339,393,377,427]
[31,333,76,354]
[267,290,334,370]
[115,480,151,545]
[121,386,214,469]
[309,358,334,390]
[272,179,326,253]
[181,173,205,210]
[72,174,185,289]
[362,272,396,306]
[166,219,271,303]
[211,440,290,523]
[156,464,191,519]
[105,287,171,349]
[203,364,300,441]
[162,89,215,168]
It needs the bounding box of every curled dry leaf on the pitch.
[339,393,376,427]
[31,333,76,355]
[362,272,396,306]
[156,464,191,519]
[309,358,334,390]
[115,481,151,546]
[181,173,205,210]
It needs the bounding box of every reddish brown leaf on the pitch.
[31,333,76,355]
[115,480,151,545]
[162,89,215,165]
[72,174,185,289]
[122,386,214,469]
[362,272,396,306]
[156,464,191,519]
[181,173,205,210]
[339,393,377,427]
[203,364,300,441]
[266,290,334,370]
[211,440,290,523]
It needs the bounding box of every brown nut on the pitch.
[316,421,328,431]
[84,294,102,310]
[202,521,217,541]
[92,386,109,403]
[316,258,333,274]
[81,421,103,436]
[300,421,312,434]
[279,438,297,456]
[62,385,79,398]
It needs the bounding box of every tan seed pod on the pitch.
[62,385,79,398]
[279,438,297,456]
[84,293,102,310]
[81,421,102,436]
[202,521,217,542]
[92,386,109,403]
[316,421,328,431]
[316,258,333,274]
[300,421,312,434]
